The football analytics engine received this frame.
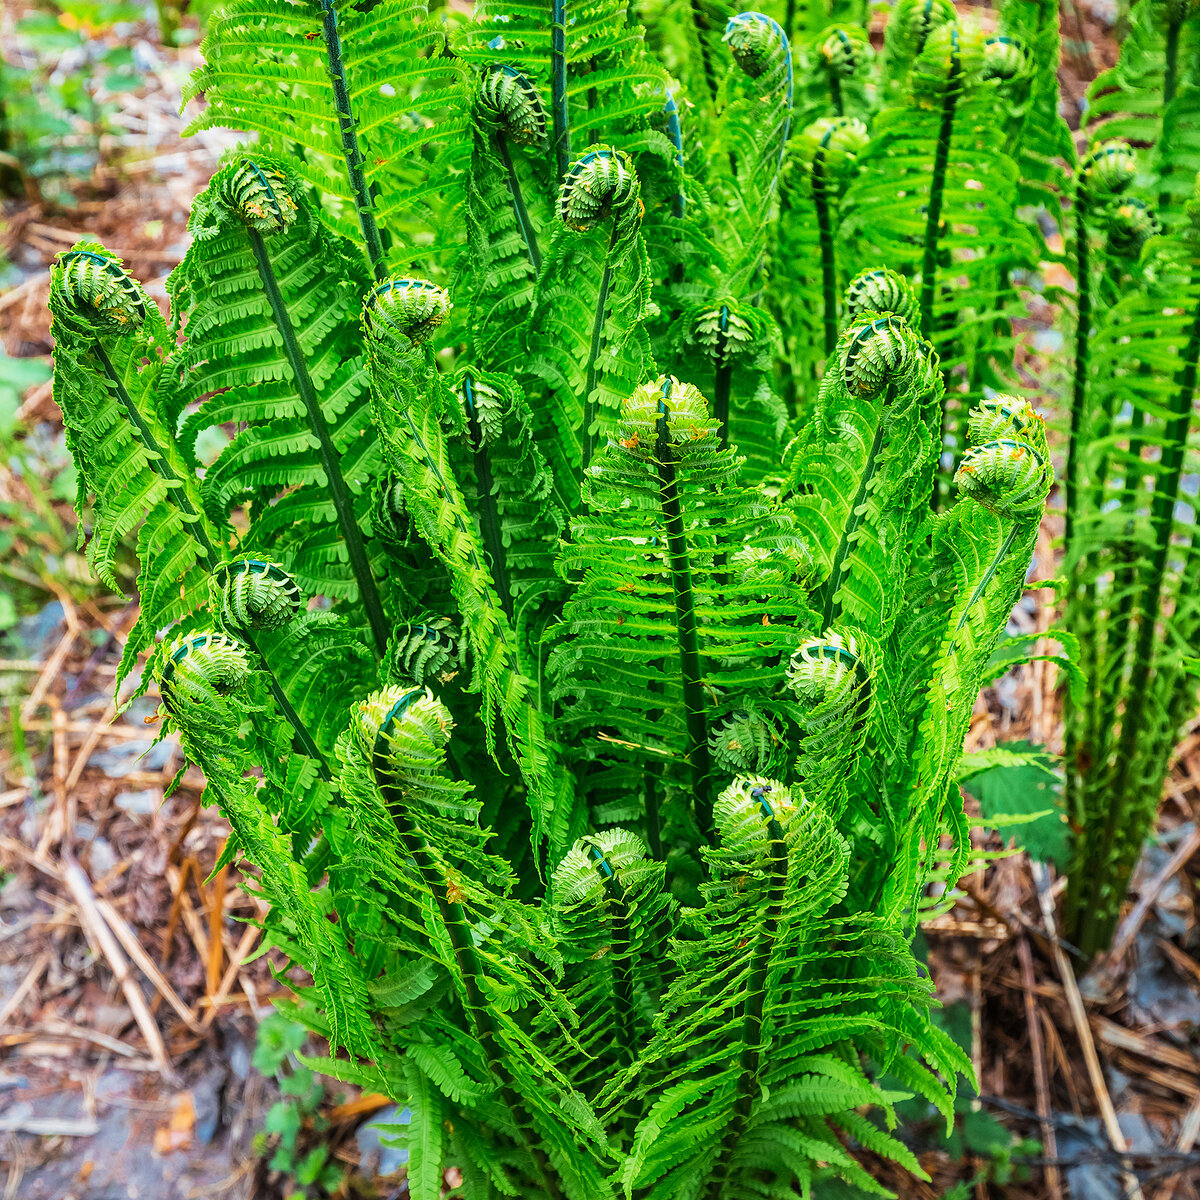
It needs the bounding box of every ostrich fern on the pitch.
[49,2,1059,1194]
[1063,0,1200,959]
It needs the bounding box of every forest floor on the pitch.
[0,1,1197,1198]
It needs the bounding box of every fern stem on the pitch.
[705,818,787,1197]
[690,0,719,101]
[713,360,733,450]
[246,227,390,657]
[496,134,542,275]
[1077,280,1200,958]
[242,629,333,781]
[918,34,961,341]
[828,66,844,117]
[645,771,662,859]
[463,375,515,622]
[583,839,638,1063]
[1065,193,1091,553]
[581,223,619,475]
[551,0,571,181]
[93,345,216,564]
[376,767,562,1198]
[655,395,714,842]
[820,414,887,632]
[812,135,839,359]
[318,0,386,278]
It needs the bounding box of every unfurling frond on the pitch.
[158,631,252,719]
[212,559,304,633]
[955,439,1051,517]
[982,35,1031,83]
[364,276,454,356]
[724,11,790,84]
[558,146,643,234]
[1107,197,1162,255]
[477,64,547,146]
[844,267,919,325]
[55,248,148,333]
[389,619,463,689]
[1078,139,1138,199]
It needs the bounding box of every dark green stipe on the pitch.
[245,227,390,657]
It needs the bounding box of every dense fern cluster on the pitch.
[1062,0,1200,958]
[48,0,1067,1194]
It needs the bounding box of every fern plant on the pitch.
[49,2,1057,1194]
[1061,0,1200,959]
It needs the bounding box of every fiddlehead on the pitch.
[389,618,463,689]
[157,631,252,725]
[793,312,941,637]
[885,0,956,69]
[701,775,797,1200]
[844,266,920,327]
[785,634,871,817]
[476,64,546,274]
[723,11,788,83]
[56,248,149,333]
[363,276,453,353]
[982,35,1031,84]
[193,154,390,655]
[211,558,304,632]
[213,156,299,234]
[477,64,547,147]
[711,708,787,775]
[955,438,1051,520]
[50,242,218,690]
[559,146,646,472]
[209,558,334,778]
[684,302,756,447]
[816,24,871,115]
[550,829,669,1075]
[371,472,411,548]
[1106,197,1162,257]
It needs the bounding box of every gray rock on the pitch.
[355,1105,410,1177]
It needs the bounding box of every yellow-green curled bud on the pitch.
[966,395,1047,455]
[844,267,919,326]
[372,472,411,548]
[351,684,453,778]
[558,146,643,232]
[389,618,462,688]
[158,631,252,716]
[211,559,304,632]
[477,65,547,147]
[982,35,1031,83]
[712,709,787,775]
[218,157,299,235]
[955,438,1050,518]
[363,276,452,355]
[840,313,922,399]
[1079,141,1137,201]
[818,24,870,78]
[613,376,713,461]
[786,633,870,725]
[723,11,790,83]
[1107,198,1161,257]
[686,303,757,369]
[55,246,147,334]
[713,775,797,860]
